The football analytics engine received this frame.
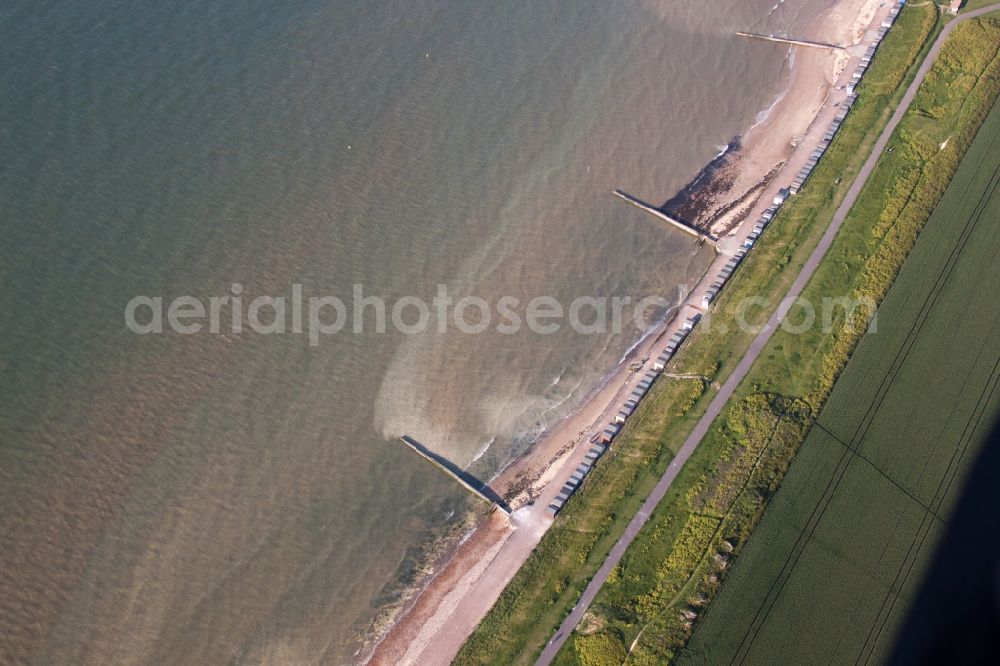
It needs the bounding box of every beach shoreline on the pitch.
[366,0,885,662]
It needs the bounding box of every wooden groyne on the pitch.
[736,31,844,50]
[400,435,512,516]
[612,190,718,247]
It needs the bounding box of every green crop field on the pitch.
[679,80,1000,665]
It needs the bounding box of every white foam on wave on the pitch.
[765,0,788,23]
[750,81,789,131]
[548,368,566,389]
[468,436,496,465]
[545,374,585,413]
[616,285,687,365]
[617,326,655,364]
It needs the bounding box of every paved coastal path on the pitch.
[535,4,1000,663]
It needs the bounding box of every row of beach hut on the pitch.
[847,1,903,95]
[546,443,604,514]
[703,246,750,308]
[791,87,865,193]
[695,3,910,382]
[547,315,702,514]
[793,1,903,194]
[548,4,906,517]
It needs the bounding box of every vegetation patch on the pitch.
[573,632,628,666]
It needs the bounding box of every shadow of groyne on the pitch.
[612,190,717,246]
[400,435,512,515]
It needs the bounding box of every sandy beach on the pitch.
[368,0,887,663]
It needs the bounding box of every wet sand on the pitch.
[368,0,887,662]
